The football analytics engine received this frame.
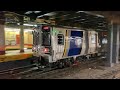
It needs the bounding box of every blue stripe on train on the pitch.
[68,31,83,56]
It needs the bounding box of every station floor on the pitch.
[6,49,32,55]
[0,49,33,62]
[55,62,120,79]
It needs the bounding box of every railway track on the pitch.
[0,64,37,79]
[19,57,104,79]
[0,56,105,79]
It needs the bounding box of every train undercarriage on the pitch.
[31,53,100,69]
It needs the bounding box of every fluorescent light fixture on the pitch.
[24,29,34,31]
[37,12,56,18]
[5,28,20,32]
[24,24,33,26]
[44,12,56,16]
[24,48,27,50]
[37,15,44,18]
[25,11,41,14]
[34,11,41,13]
[96,14,104,18]
[25,11,33,14]
[76,11,84,13]
[23,24,37,27]
[73,27,78,28]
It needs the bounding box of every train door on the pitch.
[52,27,66,61]
[85,31,89,55]
[80,31,87,55]
[95,33,98,52]
[88,31,96,54]
[68,30,83,56]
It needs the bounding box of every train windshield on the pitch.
[42,32,51,46]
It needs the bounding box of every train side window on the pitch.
[91,35,96,44]
[57,34,64,45]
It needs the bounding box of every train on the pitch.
[32,25,108,68]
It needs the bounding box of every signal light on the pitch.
[43,26,49,30]
[42,26,50,32]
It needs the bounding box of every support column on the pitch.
[106,22,114,67]
[106,22,120,67]
[19,16,24,53]
[112,24,119,64]
[0,12,5,55]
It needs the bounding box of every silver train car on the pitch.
[32,25,100,68]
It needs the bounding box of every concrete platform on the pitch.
[0,49,33,62]
[0,49,33,71]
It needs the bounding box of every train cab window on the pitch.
[32,31,40,45]
[41,26,51,46]
[91,35,96,44]
[57,34,64,45]
[42,32,51,46]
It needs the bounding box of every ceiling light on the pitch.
[34,11,41,13]
[25,11,33,14]
[37,15,44,18]
[44,12,56,16]
[76,11,84,13]
[37,12,56,18]
[24,23,37,27]
[96,14,104,18]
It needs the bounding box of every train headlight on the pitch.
[37,45,41,49]
[32,45,41,52]
[32,47,36,51]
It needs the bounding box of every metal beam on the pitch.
[91,11,120,24]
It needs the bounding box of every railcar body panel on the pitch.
[87,31,99,54]
[52,27,66,62]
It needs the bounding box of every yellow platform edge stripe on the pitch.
[0,53,33,63]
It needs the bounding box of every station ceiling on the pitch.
[3,11,108,31]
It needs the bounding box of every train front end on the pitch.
[32,25,53,67]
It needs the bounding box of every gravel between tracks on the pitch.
[21,59,120,79]
[21,58,106,79]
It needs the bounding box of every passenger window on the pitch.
[57,34,64,45]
